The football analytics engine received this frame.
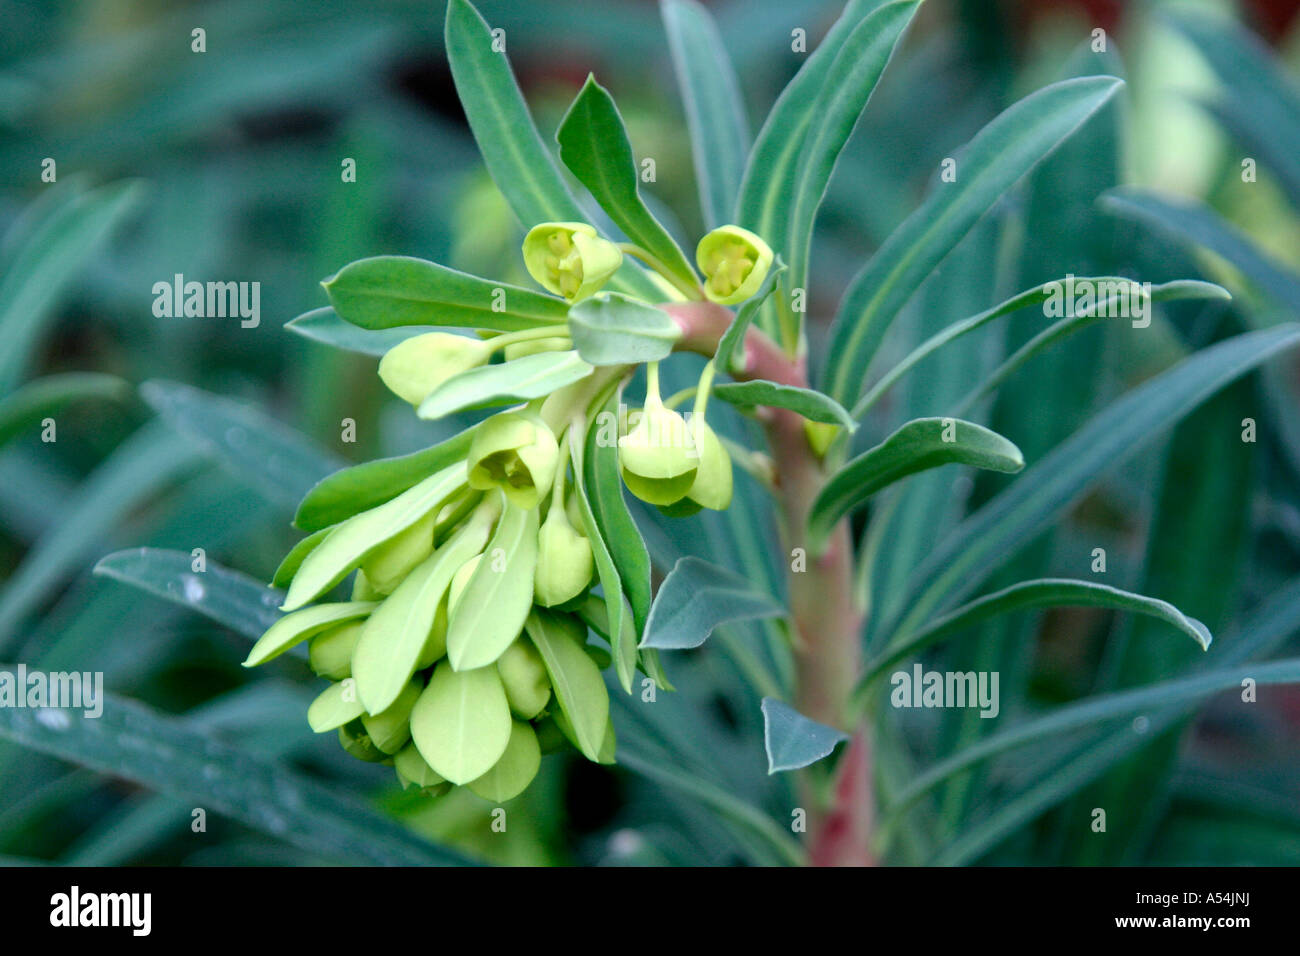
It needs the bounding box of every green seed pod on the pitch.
[504,335,571,361]
[393,741,446,789]
[533,505,594,607]
[466,410,559,510]
[522,222,622,302]
[468,720,542,802]
[696,224,774,305]
[361,509,437,595]
[416,594,450,669]
[338,719,388,763]
[685,418,733,510]
[378,332,491,406]
[361,678,422,755]
[308,620,363,680]
[618,403,698,506]
[496,638,551,719]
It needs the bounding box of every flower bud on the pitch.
[361,679,422,755]
[308,620,363,680]
[394,741,447,790]
[378,332,491,406]
[337,719,388,763]
[618,404,698,506]
[360,509,437,595]
[533,504,594,607]
[696,225,773,305]
[496,638,551,719]
[522,222,622,302]
[467,410,559,510]
[685,419,732,510]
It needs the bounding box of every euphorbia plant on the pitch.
[117,0,1300,865]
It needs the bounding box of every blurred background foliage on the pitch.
[1,0,1299,866]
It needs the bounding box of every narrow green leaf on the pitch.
[786,1,920,306]
[713,380,855,430]
[859,578,1211,696]
[271,528,332,589]
[735,0,880,342]
[762,697,849,773]
[881,658,1300,829]
[446,501,538,671]
[410,662,512,785]
[557,76,698,292]
[889,324,1300,641]
[583,390,652,639]
[661,0,750,229]
[94,548,285,643]
[823,76,1124,413]
[1101,189,1300,309]
[352,508,493,714]
[713,258,785,374]
[444,0,587,227]
[417,351,593,420]
[140,380,343,510]
[0,373,129,451]
[0,180,142,392]
[324,255,567,332]
[0,688,474,865]
[295,425,477,532]
[283,463,466,611]
[0,421,201,648]
[285,306,431,357]
[243,601,377,667]
[808,418,1024,553]
[567,293,681,366]
[858,277,1229,418]
[954,278,1233,414]
[524,609,610,762]
[569,418,633,693]
[642,556,784,650]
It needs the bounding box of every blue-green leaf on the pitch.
[762,697,849,773]
[642,556,784,650]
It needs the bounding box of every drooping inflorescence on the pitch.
[244,221,773,801]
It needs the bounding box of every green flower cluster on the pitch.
[245,221,773,801]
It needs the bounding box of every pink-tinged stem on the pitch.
[664,301,875,867]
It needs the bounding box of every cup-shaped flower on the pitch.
[378,332,491,406]
[685,418,732,511]
[533,503,594,607]
[466,410,559,510]
[523,222,622,302]
[618,403,698,506]
[696,225,773,305]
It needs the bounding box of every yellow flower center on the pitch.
[703,240,755,298]
[543,230,584,299]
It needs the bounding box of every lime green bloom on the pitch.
[696,225,773,305]
[523,222,622,302]
[533,501,594,606]
[466,410,560,509]
[378,332,491,406]
[685,418,732,511]
[619,402,698,506]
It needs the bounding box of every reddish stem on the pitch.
[664,301,875,867]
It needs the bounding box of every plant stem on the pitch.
[664,300,875,866]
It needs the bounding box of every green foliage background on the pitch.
[1,0,1299,865]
